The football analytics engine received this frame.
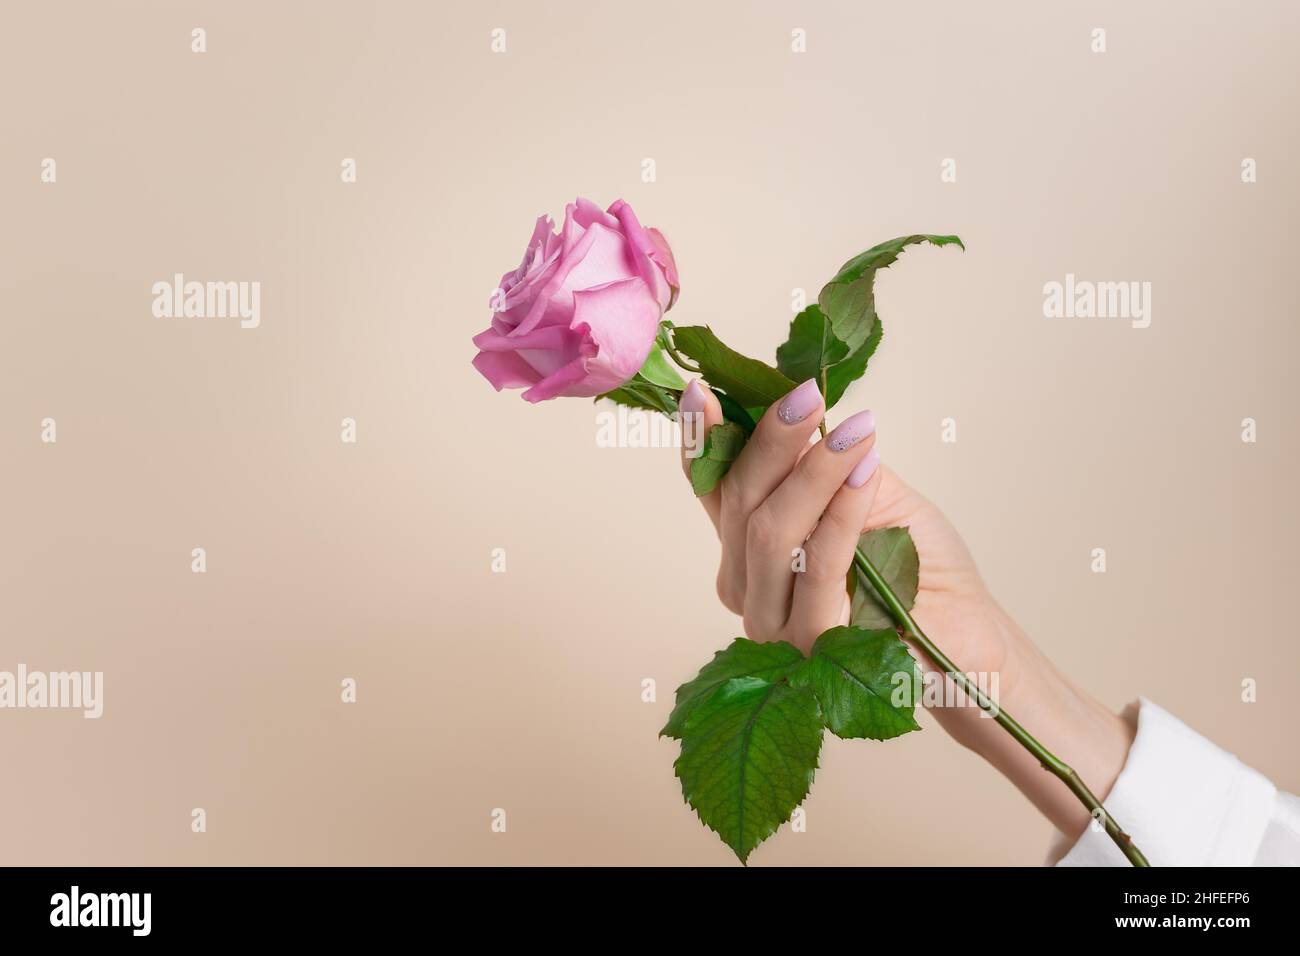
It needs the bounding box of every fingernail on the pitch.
[845,447,880,488]
[777,379,822,425]
[826,410,875,452]
[680,379,706,415]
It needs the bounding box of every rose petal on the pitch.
[571,196,619,230]
[496,250,561,327]
[512,220,636,337]
[521,350,596,402]
[561,277,661,395]
[560,222,640,294]
[608,200,672,310]
[500,215,554,295]
[471,323,577,353]
[471,349,542,392]
[646,226,679,309]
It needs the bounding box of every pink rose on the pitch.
[472,198,679,403]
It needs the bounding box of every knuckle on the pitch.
[801,543,844,585]
[719,479,755,523]
[715,569,744,615]
[741,610,772,643]
[817,505,856,540]
[746,419,779,457]
[745,506,781,554]
[723,478,763,520]
[795,447,834,486]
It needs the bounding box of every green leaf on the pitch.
[597,347,688,416]
[820,280,876,354]
[689,421,746,496]
[821,234,965,322]
[775,305,848,385]
[714,390,757,436]
[789,626,921,740]
[816,234,963,407]
[822,317,882,409]
[674,677,823,864]
[637,347,686,390]
[849,527,920,629]
[673,326,797,409]
[597,378,678,416]
[655,319,676,353]
[660,638,805,739]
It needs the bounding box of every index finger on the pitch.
[679,379,723,529]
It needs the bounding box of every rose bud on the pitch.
[471,198,679,403]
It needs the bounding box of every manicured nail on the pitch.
[680,379,706,415]
[845,447,880,488]
[777,379,822,425]
[825,410,875,452]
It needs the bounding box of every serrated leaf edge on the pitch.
[671,678,823,864]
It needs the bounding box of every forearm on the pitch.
[922,608,1137,839]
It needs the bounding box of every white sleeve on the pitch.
[1053,698,1299,866]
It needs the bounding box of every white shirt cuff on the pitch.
[1053,698,1276,866]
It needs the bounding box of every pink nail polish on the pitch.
[826,410,875,452]
[680,379,706,415]
[777,379,822,425]
[846,448,880,488]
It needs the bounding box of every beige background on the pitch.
[2,0,1297,865]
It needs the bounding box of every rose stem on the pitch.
[851,547,1151,868]
[818,369,829,438]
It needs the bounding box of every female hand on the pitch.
[678,378,1002,673]
[680,378,883,653]
[679,377,1135,840]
